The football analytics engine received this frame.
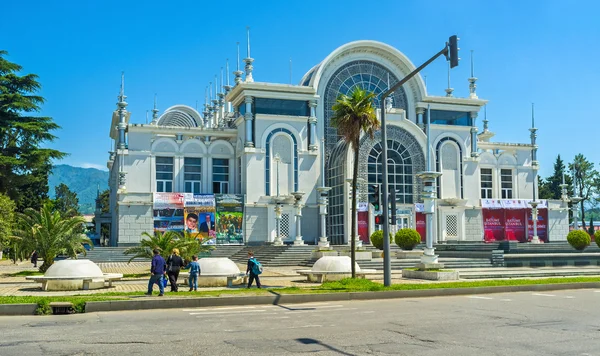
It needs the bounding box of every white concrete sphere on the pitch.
[199,258,240,274]
[44,259,104,278]
[311,256,361,273]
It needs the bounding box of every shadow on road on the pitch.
[296,338,356,356]
[268,290,315,311]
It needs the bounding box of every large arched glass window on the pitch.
[367,140,413,204]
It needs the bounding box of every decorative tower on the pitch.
[244,27,254,83]
[530,103,539,168]
[445,61,454,97]
[116,72,127,190]
[212,76,219,127]
[218,67,225,128]
[468,50,478,99]
[151,94,159,125]
[203,87,209,128]
[529,103,541,243]
[234,42,243,86]
[224,59,233,127]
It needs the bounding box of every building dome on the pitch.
[156,105,203,128]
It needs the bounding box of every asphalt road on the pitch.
[1,289,599,355]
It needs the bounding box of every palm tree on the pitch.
[13,203,90,272]
[331,87,380,278]
[123,230,214,263]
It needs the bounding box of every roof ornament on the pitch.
[203,86,209,128]
[483,104,489,132]
[213,75,219,127]
[244,26,254,83]
[224,59,233,124]
[234,42,243,85]
[151,94,159,125]
[468,50,478,99]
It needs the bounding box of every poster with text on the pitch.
[358,211,369,243]
[504,209,528,242]
[527,208,548,242]
[215,194,245,245]
[184,194,216,244]
[153,193,185,233]
[415,204,426,242]
[482,209,506,242]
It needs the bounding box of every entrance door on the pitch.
[397,216,410,229]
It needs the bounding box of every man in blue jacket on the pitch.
[146,249,166,296]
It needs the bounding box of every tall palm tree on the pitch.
[123,230,214,263]
[331,87,380,278]
[13,204,90,272]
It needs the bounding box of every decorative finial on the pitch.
[151,94,159,125]
[220,67,224,93]
[226,59,230,86]
[120,72,124,96]
[468,50,478,99]
[246,26,251,58]
[244,27,254,83]
[234,42,243,85]
[531,102,535,128]
[445,61,454,97]
[483,105,489,131]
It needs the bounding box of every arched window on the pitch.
[265,128,298,195]
[368,140,413,204]
[435,137,463,199]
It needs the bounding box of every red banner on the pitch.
[358,211,369,243]
[415,212,426,242]
[482,209,505,242]
[527,208,548,242]
[504,209,528,242]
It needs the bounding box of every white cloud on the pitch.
[78,163,109,171]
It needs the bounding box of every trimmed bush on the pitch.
[567,230,591,251]
[595,230,600,248]
[369,230,392,250]
[395,228,421,250]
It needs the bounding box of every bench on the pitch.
[26,273,123,291]
[179,272,248,287]
[297,269,378,283]
[49,302,74,315]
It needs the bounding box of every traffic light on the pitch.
[448,35,460,68]
[370,184,380,211]
[374,215,383,225]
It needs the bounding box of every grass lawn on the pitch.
[1,276,600,315]
[7,271,42,277]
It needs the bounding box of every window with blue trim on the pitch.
[254,98,309,117]
[425,110,471,126]
[265,128,298,195]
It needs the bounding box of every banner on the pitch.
[184,194,216,244]
[527,208,548,242]
[358,211,369,243]
[504,209,528,242]
[415,212,426,242]
[215,194,244,245]
[153,193,185,232]
[482,209,505,242]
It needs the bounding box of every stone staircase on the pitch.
[207,245,246,259]
[82,247,149,263]
[227,245,315,267]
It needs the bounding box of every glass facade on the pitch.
[426,110,471,126]
[254,98,309,117]
[212,158,229,194]
[327,142,348,244]
[481,168,493,199]
[368,141,413,204]
[156,156,174,192]
[184,157,202,194]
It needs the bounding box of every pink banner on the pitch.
[482,209,505,242]
[358,211,369,243]
[415,212,426,242]
[504,209,528,242]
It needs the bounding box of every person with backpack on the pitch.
[246,251,262,289]
[184,255,201,292]
[166,248,185,292]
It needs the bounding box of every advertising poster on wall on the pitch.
[482,208,506,242]
[215,194,245,245]
[184,194,216,244]
[153,193,185,233]
[504,209,528,242]
[414,204,426,242]
[357,202,369,243]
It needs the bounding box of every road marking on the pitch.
[183,306,256,312]
[500,299,512,302]
[190,310,267,315]
[564,296,575,299]
[532,293,556,297]
[467,296,494,300]
[285,307,357,314]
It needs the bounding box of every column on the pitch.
[294,202,304,245]
[274,204,283,246]
[416,107,425,130]
[470,111,479,157]
[308,100,318,151]
[244,96,254,147]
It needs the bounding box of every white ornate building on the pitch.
[102,40,569,246]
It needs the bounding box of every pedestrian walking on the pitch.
[166,248,185,292]
[246,251,262,289]
[30,250,38,268]
[184,255,201,292]
[146,249,166,296]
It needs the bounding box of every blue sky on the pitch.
[2,0,598,176]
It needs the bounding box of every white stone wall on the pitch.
[116,192,153,246]
[244,206,269,245]
[548,200,569,241]
[464,209,483,241]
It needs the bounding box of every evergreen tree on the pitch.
[0,51,66,212]
[569,154,599,229]
[0,193,15,253]
[53,183,79,218]
[589,216,595,236]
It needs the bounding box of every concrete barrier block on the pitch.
[0,303,38,315]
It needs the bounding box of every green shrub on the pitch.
[369,230,392,250]
[595,230,600,248]
[395,228,421,250]
[567,230,591,251]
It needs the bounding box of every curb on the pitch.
[0,303,37,316]
[85,282,600,314]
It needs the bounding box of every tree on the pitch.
[589,216,595,237]
[569,154,599,229]
[0,51,66,212]
[331,87,380,278]
[0,193,15,256]
[12,203,90,272]
[53,183,79,218]
[539,155,572,200]
[123,230,214,264]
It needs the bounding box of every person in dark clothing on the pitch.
[166,248,185,292]
[30,250,38,268]
[246,251,261,289]
[199,214,215,234]
[146,249,166,296]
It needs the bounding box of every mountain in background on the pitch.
[49,165,109,214]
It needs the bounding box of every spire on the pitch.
[203,86,209,128]
[151,94,159,125]
[244,26,255,83]
[445,61,453,97]
[234,42,243,85]
[531,102,535,128]
[468,50,478,99]
[224,59,233,118]
[483,105,489,132]
[529,102,538,168]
